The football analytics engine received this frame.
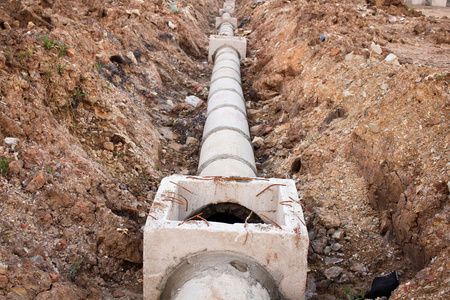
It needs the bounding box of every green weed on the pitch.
[102,82,111,90]
[56,43,70,57]
[94,61,104,69]
[18,50,34,63]
[0,157,13,176]
[57,63,67,74]
[68,259,84,277]
[4,52,13,59]
[40,35,57,50]
[42,70,53,78]
[73,88,85,99]
[45,164,54,174]
[339,285,365,300]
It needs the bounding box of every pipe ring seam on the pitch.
[212,45,240,62]
[210,75,241,86]
[198,154,257,176]
[201,126,251,149]
[206,104,246,118]
[208,88,245,103]
[212,66,241,77]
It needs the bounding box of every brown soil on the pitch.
[0,0,449,299]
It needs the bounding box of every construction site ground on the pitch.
[0,0,449,299]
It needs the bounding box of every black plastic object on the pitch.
[363,271,399,299]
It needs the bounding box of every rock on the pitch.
[0,53,5,68]
[103,142,114,151]
[331,243,343,252]
[388,16,397,23]
[1,114,26,138]
[368,122,380,133]
[4,137,20,150]
[95,52,109,64]
[126,9,141,16]
[332,230,344,240]
[324,266,343,279]
[370,42,382,55]
[345,52,355,61]
[264,126,273,133]
[323,246,331,255]
[350,262,367,273]
[252,136,264,148]
[25,170,47,192]
[0,275,8,288]
[9,286,29,298]
[185,95,202,107]
[316,208,341,229]
[127,51,138,64]
[311,237,328,254]
[186,137,197,145]
[4,22,11,30]
[27,21,35,30]
[66,48,75,57]
[385,53,400,66]
[8,160,23,175]
[168,21,177,30]
[325,257,343,265]
[0,263,7,274]
[330,48,341,56]
[180,169,189,175]
[48,187,74,208]
[250,124,263,135]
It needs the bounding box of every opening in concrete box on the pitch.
[187,202,264,224]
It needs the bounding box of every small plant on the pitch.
[68,258,84,277]
[56,43,70,57]
[40,35,57,50]
[434,73,445,81]
[94,61,104,69]
[18,50,34,63]
[57,63,67,74]
[339,285,365,300]
[102,82,111,90]
[0,157,13,176]
[4,52,13,59]
[73,88,85,99]
[154,163,159,171]
[45,163,54,174]
[80,73,86,81]
[42,70,53,78]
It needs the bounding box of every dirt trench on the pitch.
[235,0,449,299]
[0,0,449,299]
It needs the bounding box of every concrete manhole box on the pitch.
[144,175,308,299]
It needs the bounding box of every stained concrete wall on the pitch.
[406,0,450,7]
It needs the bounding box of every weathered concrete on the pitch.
[407,0,449,6]
[143,175,309,299]
[208,36,247,62]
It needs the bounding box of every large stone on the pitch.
[324,267,343,279]
[25,170,47,192]
[316,208,341,229]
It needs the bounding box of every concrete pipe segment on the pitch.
[198,2,255,178]
[143,1,309,299]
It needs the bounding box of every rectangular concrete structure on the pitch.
[143,175,309,299]
[216,16,238,28]
[208,35,247,62]
[407,0,449,6]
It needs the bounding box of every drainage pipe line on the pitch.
[198,1,256,177]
